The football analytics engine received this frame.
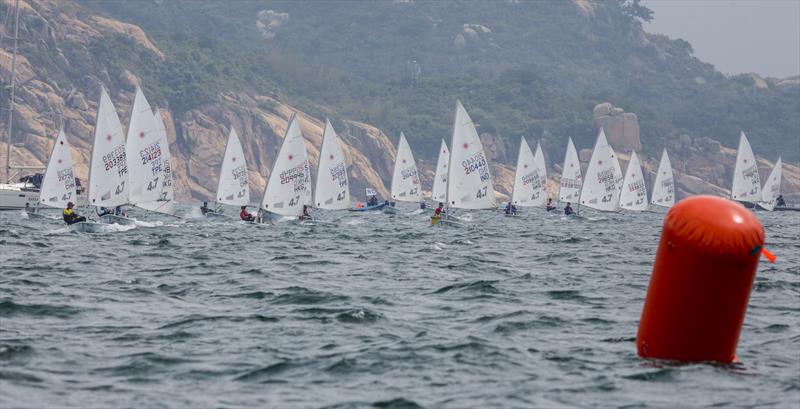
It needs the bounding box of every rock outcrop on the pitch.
[593,102,642,152]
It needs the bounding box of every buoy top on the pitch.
[663,195,764,257]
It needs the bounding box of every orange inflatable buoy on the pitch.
[637,195,765,363]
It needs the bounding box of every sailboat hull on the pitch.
[100,214,136,225]
[0,188,40,210]
[68,221,105,233]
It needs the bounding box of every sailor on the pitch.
[300,205,312,220]
[24,202,31,213]
[367,195,379,206]
[384,200,391,207]
[564,202,575,216]
[63,202,86,225]
[239,205,255,222]
[776,195,786,207]
[504,201,517,216]
[114,206,126,217]
[546,198,557,211]
[97,206,112,217]
[434,202,446,216]
[200,201,211,215]
[420,202,427,210]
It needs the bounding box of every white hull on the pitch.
[68,221,105,233]
[0,188,40,210]
[100,214,136,225]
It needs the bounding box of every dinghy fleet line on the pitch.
[24,86,789,231]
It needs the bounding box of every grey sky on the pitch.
[644,0,800,78]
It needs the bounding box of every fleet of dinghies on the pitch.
[31,87,790,231]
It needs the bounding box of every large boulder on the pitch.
[593,102,641,152]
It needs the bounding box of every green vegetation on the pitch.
[75,0,798,163]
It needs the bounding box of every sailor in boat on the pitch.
[114,206,126,217]
[420,202,427,210]
[300,205,312,220]
[367,195,379,206]
[201,201,211,215]
[504,202,518,216]
[564,202,575,216]
[431,202,446,224]
[776,195,786,207]
[96,206,112,217]
[546,198,557,212]
[63,202,86,225]
[239,205,255,222]
[24,202,31,213]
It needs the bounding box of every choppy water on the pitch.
[1,205,798,408]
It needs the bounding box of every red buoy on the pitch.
[637,195,765,363]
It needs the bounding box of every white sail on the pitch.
[446,101,496,209]
[431,139,449,203]
[390,132,422,202]
[261,115,311,216]
[39,129,77,208]
[619,151,648,211]
[314,119,350,209]
[216,128,250,206]
[511,138,547,206]
[758,158,782,211]
[88,87,128,208]
[125,87,163,206]
[731,131,762,202]
[579,128,624,211]
[137,109,176,215]
[650,149,675,208]
[559,137,582,203]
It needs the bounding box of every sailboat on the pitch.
[210,128,250,218]
[731,131,762,205]
[88,87,130,224]
[757,158,782,211]
[619,151,648,211]
[38,130,100,230]
[559,137,582,206]
[124,86,163,221]
[136,108,176,216]
[390,132,422,203]
[259,114,312,222]
[511,137,547,209]
[0,0,41,210]
[431,139,449,204]
[650,149,675,208]
[314,119,350,210]
[434,100,496,225]
[579,128,624,212]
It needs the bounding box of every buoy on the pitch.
[637,195,766,363]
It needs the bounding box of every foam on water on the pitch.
[0,204,798,408]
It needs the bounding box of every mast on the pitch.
[4,0,20,183]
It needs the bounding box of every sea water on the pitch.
[1,205,798,408]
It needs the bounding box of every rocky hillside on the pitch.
[1,0,797,203]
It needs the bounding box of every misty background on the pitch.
[645,0,800,78]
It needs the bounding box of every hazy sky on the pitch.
[644,0,800,78]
